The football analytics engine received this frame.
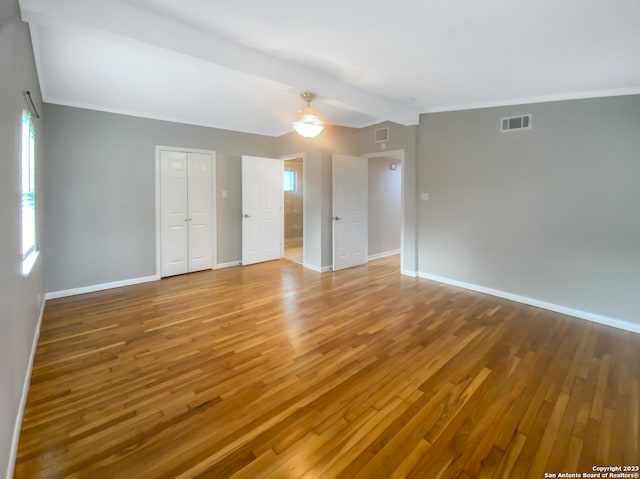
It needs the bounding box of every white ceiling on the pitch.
[19,0,640,137]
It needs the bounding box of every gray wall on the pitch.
[43,104,277,292]
[0,11,45,477]
[44,107,363,286]
[418,95,640,325]
[368,157,401,256]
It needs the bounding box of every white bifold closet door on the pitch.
[160,150,213,277]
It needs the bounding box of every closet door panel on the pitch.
[187,152,213,272]
[160,151,189,277]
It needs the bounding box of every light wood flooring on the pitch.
[15,257,640,478]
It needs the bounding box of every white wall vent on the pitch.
[500,114,532,132]
[375,127,389,143]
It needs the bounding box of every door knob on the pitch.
[333,216,342,221]
[243,214,250,218]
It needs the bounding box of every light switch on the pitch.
[222,190,227,198]
[421,192,429,201]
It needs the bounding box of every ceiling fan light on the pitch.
[292,92,324,138]
[293,122,324,138]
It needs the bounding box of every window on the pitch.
[21,110,37,275]
[283,169,296,192]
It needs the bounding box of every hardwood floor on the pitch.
[15,257,640,478]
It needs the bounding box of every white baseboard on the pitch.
[368,249,400,261]
[417,271,640,334]
[303,263,331,273]
[7,297,46,479]
[401,269,418,278]
[45,274,159,300]
[214,261,241,269]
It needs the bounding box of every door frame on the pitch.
[155,145,217,277]
[363,149,405,271]
[279,153,306,261]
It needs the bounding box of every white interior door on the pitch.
[332,154,368,271]
[187,152,213,272]
[242,155,282,265]
[160,150,189,276]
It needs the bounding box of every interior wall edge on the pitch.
[215,261,242,270]
[6,297,46,479]
[368,250,400,261]
[418,271,640,334]
[303,263,331,273]
[45,274,159,300]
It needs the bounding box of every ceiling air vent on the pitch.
[500,114,532,132]
[375,127,389,143]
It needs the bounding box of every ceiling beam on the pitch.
[19,0,420,125]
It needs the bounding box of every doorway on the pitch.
[283,157,304,264]
[368,156,401,260]
[331,150,405,272]
[364,149,405,267]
